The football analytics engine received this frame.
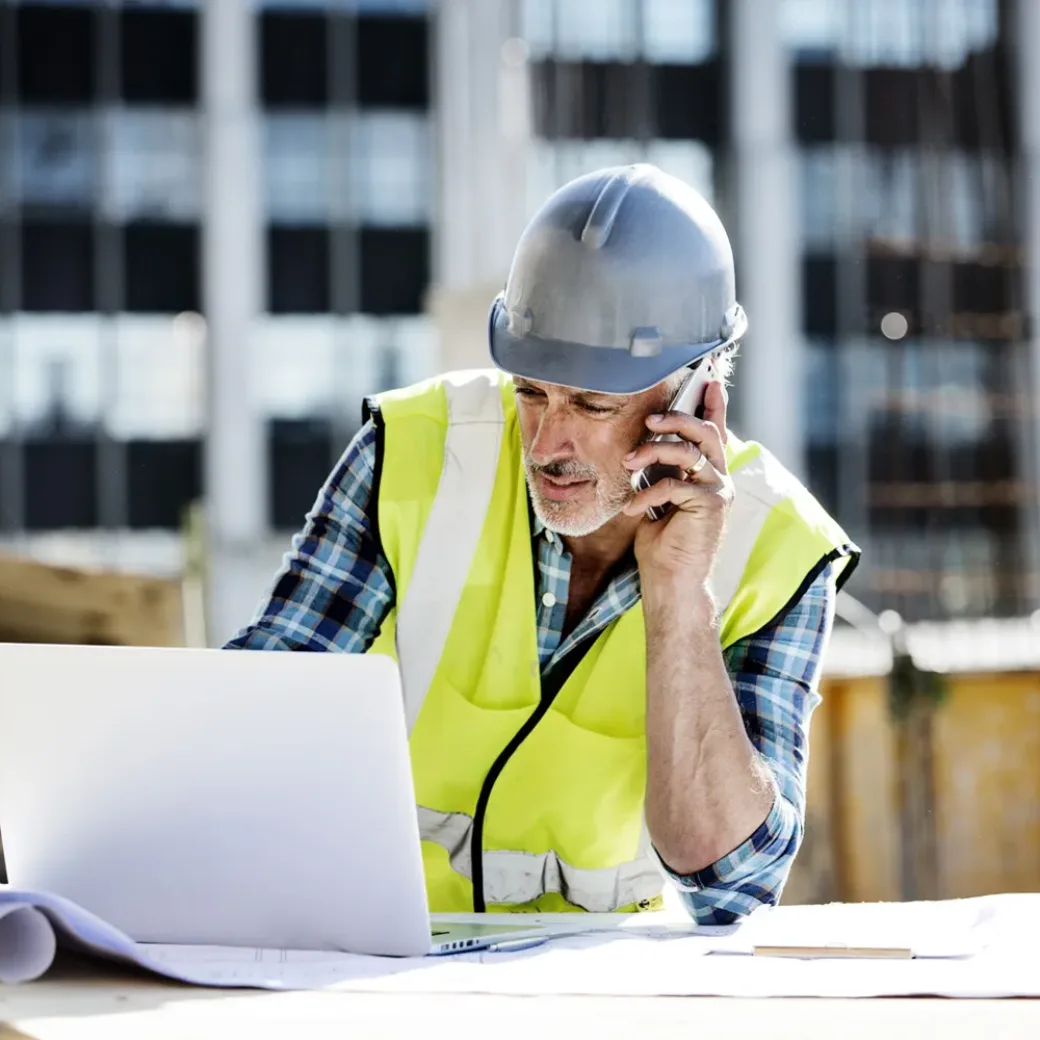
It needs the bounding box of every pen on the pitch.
[752,944,913,960]
[484,936,549,954]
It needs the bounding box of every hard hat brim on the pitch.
[488,296,746,396]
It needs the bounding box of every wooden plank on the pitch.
[0,555,185,648]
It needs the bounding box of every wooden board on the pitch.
[0,554,185,648]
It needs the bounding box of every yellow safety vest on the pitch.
[365,370,859,915]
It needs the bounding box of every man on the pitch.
[227,164,859,924]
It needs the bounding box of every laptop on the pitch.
[0,642,547,957]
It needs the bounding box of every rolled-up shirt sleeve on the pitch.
[658,563,837,924]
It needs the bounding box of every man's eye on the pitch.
[581,403,614,415]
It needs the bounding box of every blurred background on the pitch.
[0,0,1038,902]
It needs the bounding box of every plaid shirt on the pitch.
[226,421,836,925]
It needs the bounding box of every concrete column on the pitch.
[1013,0,1040,612]
[428,0,531,373]
[728,0,804,477]
[202,0,267,643]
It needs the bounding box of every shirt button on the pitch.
[541,592,557,608]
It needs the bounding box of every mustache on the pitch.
[525,457,599,481]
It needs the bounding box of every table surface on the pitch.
[2,954,1039,1040]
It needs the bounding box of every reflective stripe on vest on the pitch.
[417,806,663,912]
[393,371,505,733]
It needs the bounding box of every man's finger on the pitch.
[644,411,727,473]
[623,440,715,478]
[622,475,729,517]
[700,379,729,444]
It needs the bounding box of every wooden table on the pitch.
[2,954,1038,1040]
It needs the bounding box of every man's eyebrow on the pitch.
[572,391,622,407]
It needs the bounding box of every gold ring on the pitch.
[685,453,708,478]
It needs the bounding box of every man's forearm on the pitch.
[641,580,776,875]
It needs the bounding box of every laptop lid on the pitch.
[0,643,432,957]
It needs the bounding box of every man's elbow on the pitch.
[662,797,804,926]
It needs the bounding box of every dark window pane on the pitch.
[806,444,839,515]
[124,224,200,313]
[268,227,330,313]
[802,254,837,337]
[120,9,198,104]
[268,418,333,530]
[126,439,202,529]
[260,13,327,106]
[867,255,920,314]
[357,15,429,107]
[17,5,96,103]
[652,62,720,142]
[359,227,428,315]
[794,64,835,144]
[23,439,98,529]
[955,51,1015,153]
[864,69,920,148]
[21,222,94,311]
[952,261,1016,314]
[0,5,13,104]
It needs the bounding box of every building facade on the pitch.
[1,0,1038,637]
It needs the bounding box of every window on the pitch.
[124,224,201,313]
[21,222,95,312]
[257,316,337,418]
[802,255,837,337]
[652,63,720,143]
[782,0,839,62]
[784,0,998,69]
[17,5,96,103]
[522,0,555,60]
[347,113,431,226]
[109,315,205,439]
[553,0,637,62]
[866,255,919,315]
[268,417,335,530]
[805,341,839,446]
[642,0,714,63]
[23,439,98,529]
[261,12,328,107]
[103,110,202,222]
[0,320,13,438]
[793,64,835,144]
[17,112,97,210]
[800,148,837,248]
[806,444,840,514]
[126,440,202,529]
[265,114,330,224]
[358,228,429,315]
[10,316,103,434]
[356,15,429,107]
[861,150,918,243]
[268,227,330,313]
[953,260,1016,314]
[120,8,198,103]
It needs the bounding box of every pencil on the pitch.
[752,944,913,959]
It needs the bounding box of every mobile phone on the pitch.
[629,358,717,521]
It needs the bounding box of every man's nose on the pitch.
[529,409,576,466]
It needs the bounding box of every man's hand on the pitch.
[621,380,734,590]
[623,379,775,876]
